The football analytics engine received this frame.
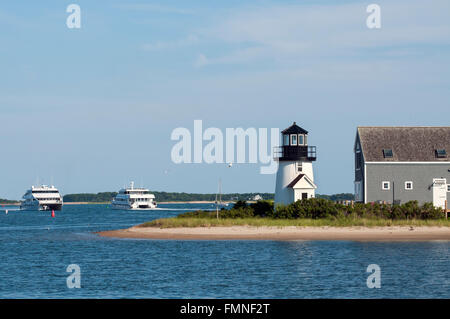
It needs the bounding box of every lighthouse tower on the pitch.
[274,122,317,207]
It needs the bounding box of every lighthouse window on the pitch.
[291,134,297,145]
[296,162,303,172]
[283,134,289,146]
[298,135,304,145]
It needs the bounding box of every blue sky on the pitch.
[1,0,449,199]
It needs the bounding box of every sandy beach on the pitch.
[98,225,450,241]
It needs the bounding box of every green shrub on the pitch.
[233,200,248,210]
[249,200,274,217]
[177,199,445,221]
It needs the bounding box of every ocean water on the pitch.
[0,204,448,299]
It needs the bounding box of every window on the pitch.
[291,134,297,145]
[283,134,289,146]
[382,181,390,190]
[405,181,413,190]
[383,149,393,158]
[304,135,308,145]
[296,162,303,172]
[436,149,447,158]
[298,134,304,145]
[447,184,450,192]
[355,182,362,201]
[356,152,362,170]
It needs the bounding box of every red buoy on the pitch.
[51,210,55,218]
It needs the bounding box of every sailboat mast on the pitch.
[216,178,222,219]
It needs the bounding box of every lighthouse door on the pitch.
[432,178,447,209]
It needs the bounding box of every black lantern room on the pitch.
[276,122,316,161]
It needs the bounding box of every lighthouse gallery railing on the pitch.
[273,145,317,161]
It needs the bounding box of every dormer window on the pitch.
[436,149,447,158]
[291,134,297,146]
[383,149,393,158]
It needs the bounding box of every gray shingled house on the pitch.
[354,127,450,209]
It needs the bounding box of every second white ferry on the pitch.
[20,185,63,211]
[111,182,157,210]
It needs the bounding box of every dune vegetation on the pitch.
[141,198,449,228]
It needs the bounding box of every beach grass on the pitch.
[141,217,450,228]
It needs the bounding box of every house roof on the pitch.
[286,174,317,189]
[281,122,308,135]
[287,174,305,188]
[357,126,450,162]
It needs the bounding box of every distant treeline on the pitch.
[316,193,355,201]
[0,198,19,204]
[63,192,117,203]
[62,192,354,203]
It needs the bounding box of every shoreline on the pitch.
[0,201,236,206]
[97,225,450,241]
[64,201,236,205]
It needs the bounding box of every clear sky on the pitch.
[1,0,449,199]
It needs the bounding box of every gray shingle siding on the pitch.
[365,163,449,205]
[354,133,365,202]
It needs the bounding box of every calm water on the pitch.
[0,204,448,298]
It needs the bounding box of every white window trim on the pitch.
[382,181,390,190]
[290,134,297,146]
[296,162,303,172]
[405,181,413,190]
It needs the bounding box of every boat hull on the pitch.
[111,204,157,210]
[20,203,63,211]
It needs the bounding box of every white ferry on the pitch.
[111,182,157,210]
[20,185,63,211]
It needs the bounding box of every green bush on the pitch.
[272,198,445,220]
[178,198,445,221]
[249,200,274,217]
[233,200,248,210]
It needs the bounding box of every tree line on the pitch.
[1,192,355,203]
[62,192,354,202]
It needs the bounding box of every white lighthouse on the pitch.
[274,122,317,208]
